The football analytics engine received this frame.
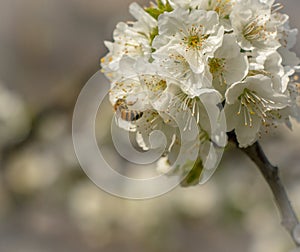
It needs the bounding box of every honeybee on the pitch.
[114,98,143,121]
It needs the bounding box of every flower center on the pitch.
[183,25,209,50]
[142,75,167,93]
[237,89,275,127]
[188,35,200,47]
[209,58,226,74]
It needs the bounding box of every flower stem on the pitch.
[241,141,300,247]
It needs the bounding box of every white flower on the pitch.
[153,85,227,185]
[209,34,249,96]
[159,83,227,150]
[101,3,157,81]
[129,2,157,33]
[153,8,224,74]
[276,77,300,129]
[108,58,169,131]
[248,50,293,93]
[287,79,300,123]
[230,0,280,51]
[152,48,213,96]
[191,0,235,30]
[275,13,296,49]
[276,14,300,69]
[262,51,287,92]
[134,109,178,152]
[247,50,287,92]
[224,75,290,147]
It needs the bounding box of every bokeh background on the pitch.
[0,0,299,251]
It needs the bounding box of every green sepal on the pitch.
[149,26,159,45]
[180,157,204,187]
[145,0,173,20]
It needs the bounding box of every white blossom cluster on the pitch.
[101,0,300,185]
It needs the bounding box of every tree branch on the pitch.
[241,141,300,247]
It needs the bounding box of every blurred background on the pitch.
[0,0,299,251]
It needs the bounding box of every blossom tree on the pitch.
[100,0,300,247]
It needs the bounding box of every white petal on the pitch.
[235,115,261,148]
[225,81,247,104]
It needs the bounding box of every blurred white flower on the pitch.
[0,83,30,148]
[5,146,61,194]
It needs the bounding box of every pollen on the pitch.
[188,35,200,47]
[142,75,167,93]
[183,25,209,50]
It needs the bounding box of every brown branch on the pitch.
[240,141,300,247]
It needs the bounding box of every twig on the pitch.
[240,141,300,247]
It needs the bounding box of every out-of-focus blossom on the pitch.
[0,83,30,148]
